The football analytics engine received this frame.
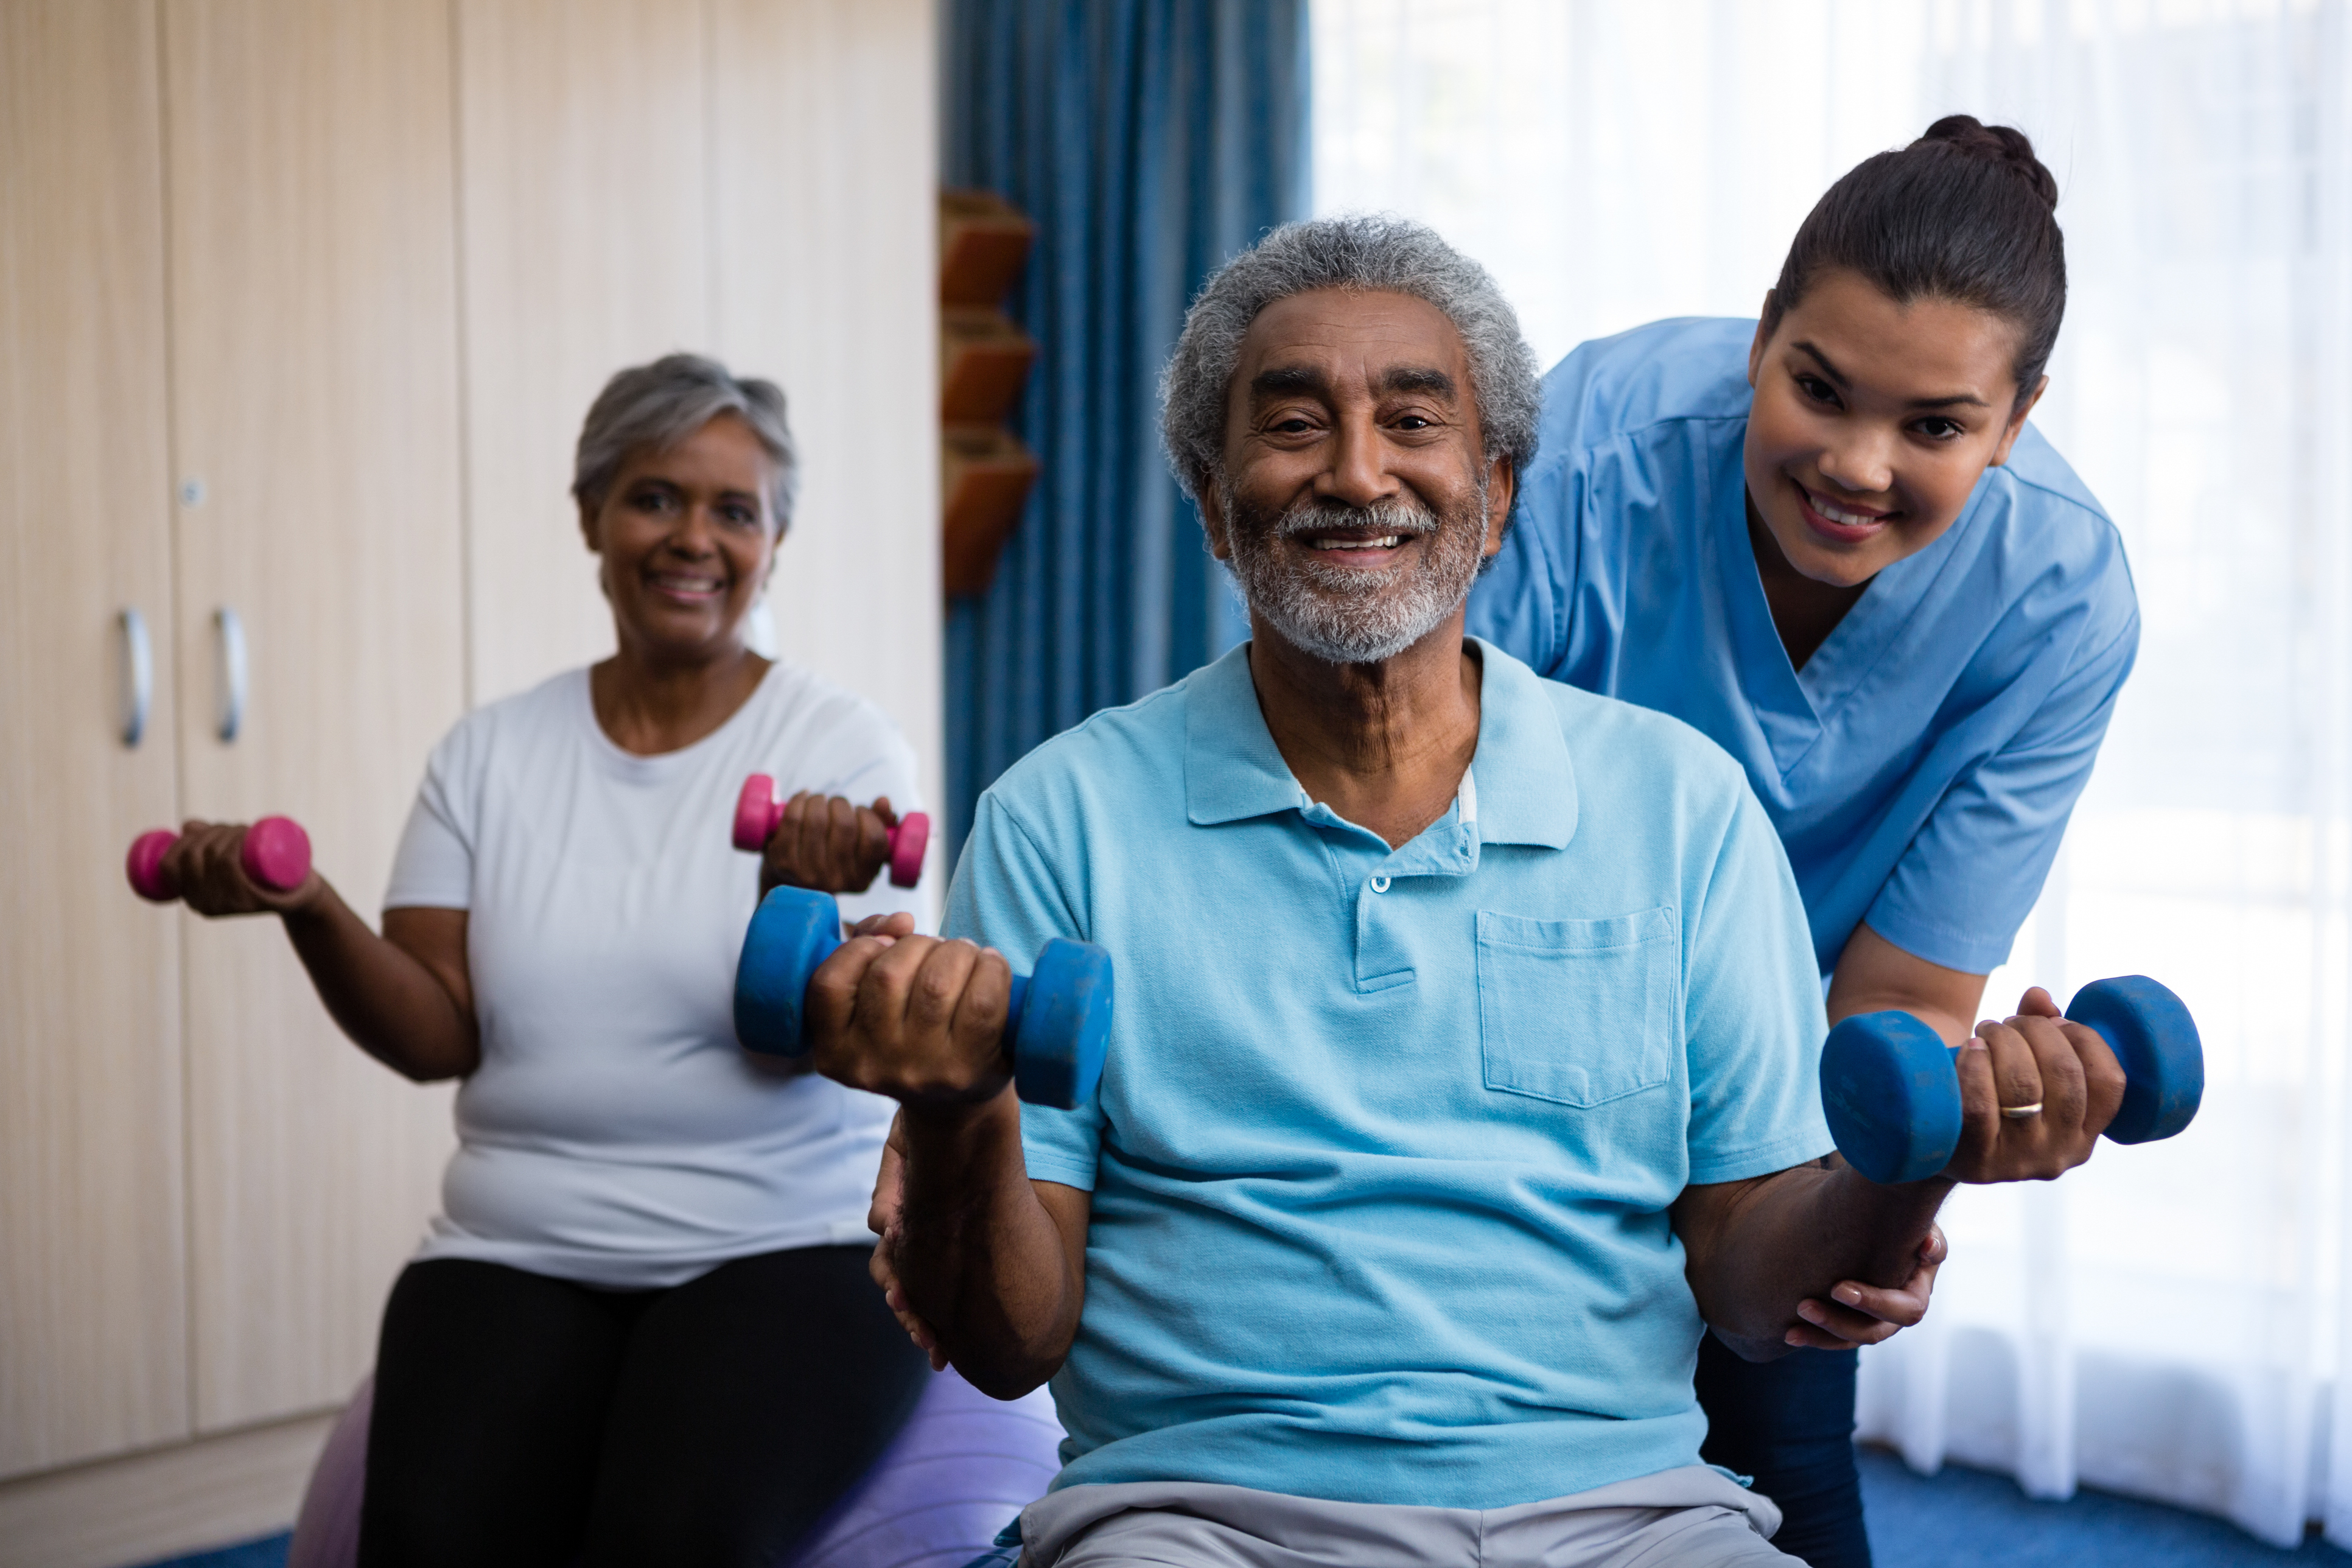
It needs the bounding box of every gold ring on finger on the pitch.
[2000,1101,2045,1121]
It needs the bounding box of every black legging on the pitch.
[1696,1338,1869,1568]
[359,1247,930,1568]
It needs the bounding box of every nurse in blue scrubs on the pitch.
[1468,116,2137,1567]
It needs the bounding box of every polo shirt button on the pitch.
[1370,875,1391,894]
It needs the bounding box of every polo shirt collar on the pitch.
[1466,639,1578,850]
[1182,639,1578,851]
[1185,644,1309,825]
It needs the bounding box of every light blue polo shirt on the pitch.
[1468,317,2141,976]
[942,640,1832,1510]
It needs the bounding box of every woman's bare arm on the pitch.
[290,899,478,1080]
[1827,922,1989,1041]
[166,821,479,1081]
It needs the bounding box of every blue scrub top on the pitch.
[1468,317,2140,978]
[948,642,1830,1508]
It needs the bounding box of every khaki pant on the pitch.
[1020,1464,1799,1568]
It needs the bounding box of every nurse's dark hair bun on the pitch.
[1763,116,2066,406]
[1920,114,2060,212]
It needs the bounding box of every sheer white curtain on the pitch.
[1314,0,2352,1547]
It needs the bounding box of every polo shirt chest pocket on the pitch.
[1475,908,1679,1107]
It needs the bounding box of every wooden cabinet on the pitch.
[455,0,715,709]
[163,0,466,1432]
[452,0,943,780]
[0,1,940,1556]
[0,0,470,1478]
[0,0,188,1480]
[705,0,942,792]
[457,0,945,810]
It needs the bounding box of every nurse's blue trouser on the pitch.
[1695,1338,1869,1568]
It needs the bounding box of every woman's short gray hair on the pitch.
[1160,214,1541,505]
[572,353,799,530]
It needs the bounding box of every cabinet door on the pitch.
[0,0,189,1479]
[709,0,943,816]
[455,0,712,707]
[164,0,466,1430]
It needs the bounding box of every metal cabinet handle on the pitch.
[119,608,152,747]
[214,607,247,743]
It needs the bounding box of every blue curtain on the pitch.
[940,0,1311,855]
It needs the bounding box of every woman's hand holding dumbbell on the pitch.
[1824,978,2197,1186]
[1933,987,2127,1183]
[734,774,929,895]
[126,817,318,917]
[128,814,479,1080]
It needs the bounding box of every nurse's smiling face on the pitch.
[1745,267,2045,590]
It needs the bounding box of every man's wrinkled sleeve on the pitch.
[1684,782,1836,1185]
[943,789,1104,1191]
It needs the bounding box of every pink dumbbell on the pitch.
[732,775,929,890]
[126,816,312,903]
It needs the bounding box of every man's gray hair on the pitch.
[1160,214,1541,505]
[573,353,799,530]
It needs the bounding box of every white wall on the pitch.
[459,0,944,844]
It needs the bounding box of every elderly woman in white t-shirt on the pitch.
[160,355,933,1566]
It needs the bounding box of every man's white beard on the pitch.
[1221,483,1488,665]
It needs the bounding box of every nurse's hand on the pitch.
[1946,987,2126,1184]
[803,924,1015,1111]
[867,1110,949,1370]
[1784,1223,1948,1349]
[760,791,903,898]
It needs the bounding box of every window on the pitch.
[1313,0,2352,1546]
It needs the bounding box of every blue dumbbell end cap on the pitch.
[733,886,843,1056]
[1822,1008,1962,1185]
[2068,975,2202,1145]
[1011,938,1113,1110]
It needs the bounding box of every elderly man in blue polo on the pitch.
[807,216,2123,1568]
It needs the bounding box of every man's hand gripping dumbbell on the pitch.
[732,889,1111,1374]
[733,772,1110,1104]
[733,887,1110,1109]
[126,814,478,1080]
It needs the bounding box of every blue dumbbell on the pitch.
[1821,975,2203,1185]
[732,884,1113,1110]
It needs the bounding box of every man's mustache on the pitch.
[1265,496,1441,540]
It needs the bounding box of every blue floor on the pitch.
[135,1454,2352,1567]
[133,1538,285,1568]
[1859,1448,2352,1566]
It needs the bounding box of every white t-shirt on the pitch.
[384,662,922,1289]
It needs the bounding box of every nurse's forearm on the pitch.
[894,1089,1088,1399]
[1676,1164,1948,1359]
[279,894,480,1082]
[1827,922,1989,1043]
